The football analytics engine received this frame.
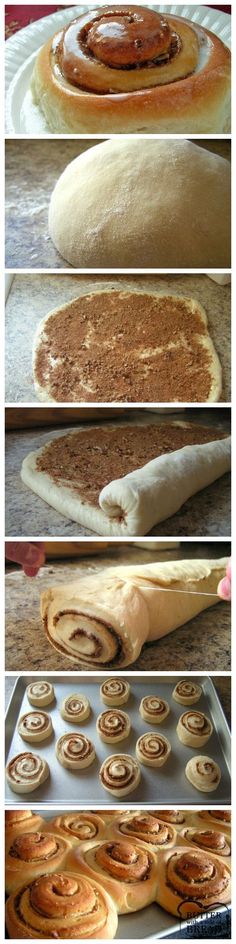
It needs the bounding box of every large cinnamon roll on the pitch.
[66,838,158,913]
[6,752,49,794]
[5,831,71,894]
[96,708,131,743]
[180,827,231,860]
[172,680,202,705]
[177,710,213,748]
[31,6,231,133]
[49,812,106,845]
[185,755,221,793]
[17,710,53,743]
[26,680,55,707]
[6,871,118,939]
[156,846,231,917]
[99,754,141,796]
[112,812,176,850]
[136,732,171,767]
[60,692,91,723]
[100,678,130,706]
[56,732,95,769]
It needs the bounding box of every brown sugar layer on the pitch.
[36,422,227,507]
[33,292,220,403]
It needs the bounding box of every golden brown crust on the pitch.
[49,812,106,845]
[6,871,118,939]
[66,838,159,914]
[5,831,71,894]
[180,826,231,859]
[111,812,176,850]
[156,845,231,917]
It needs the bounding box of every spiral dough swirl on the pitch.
[140,695,169,723]
[136,732,171,767]
[51,812,105,843]
[177,711,213,747]
[100,678,130,705]
[185,755,221,793]
[157,847,231,917]
[26,681,54,707]
[99,754,140,796]
[56,733,95,769]
[18,711,52,743]
[6,752,49,794]
[172,680,202,705]
[97,709,130,742]
[6,871,118,939]
[117,813,176,849]
[181,828,231,857]
[60,692,90,722]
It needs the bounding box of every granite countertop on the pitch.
[5,543,231,672]
[5,273,231,402]
[5,408,230,537]
[5,139,231,269]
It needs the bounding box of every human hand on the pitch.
[5,542,45,577]
[217,559,231,601]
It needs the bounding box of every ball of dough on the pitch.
[48,138,230,268]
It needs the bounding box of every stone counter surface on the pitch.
[5,543,230,672]
[5,409,231,537]
[5,273,231,403]
[5,139,231,269]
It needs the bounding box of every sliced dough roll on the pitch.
[41,556,227,668]
[20,420,230,537]
[32,291,222,404]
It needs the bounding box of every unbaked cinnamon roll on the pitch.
[6,752,49,794]
[100,678,130,706]
[60,692,91,722]
[139,695,170,724]
[112,812,176,850]
[67,838,158,914]
[172,680,202,705]
[185,755,221,793]
[99,754,140,797]
[180,827,231,859]
[156,845,231,917]
[50,812,106,845]
[17,710,53,743]
[26,680,55,707]
[6,871,118,939]
[177,710,213,748]
[96,708,131,743]
[5,831,71,894]
[31,5,231,133]
[56,732,95,769]
[136,732,171,767]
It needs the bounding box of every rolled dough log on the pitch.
[41,556,228,668]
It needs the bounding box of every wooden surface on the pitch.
[5,407,125,429]
[5,543,231,672]
[5,408,231,537]
[5,139,231,270]
[5,273,231,403]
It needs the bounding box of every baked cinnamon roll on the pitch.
[112,812,176,850]
[50,812,106,845]
[154,811,186,826]
[139,695,170,724]
[17,710,53,743]
[185,755,221,793]
[26,680,55,707]
[56,732,95,769]
[5,810,45,846]
[96,708,131,743]
[136,732,171,767]
[31,5,231,132]
[60,692,91,722]
[100,678,130,706]
[5,831,71,894]
[198,810,231,827]
[156,846,231,917]
[172,680,202,705]
[99,754,141,796]
[6,871,118,939]
[66,838,158,913]
[180,827,231,859]
[6,752,49,794]
[177,710,213,748]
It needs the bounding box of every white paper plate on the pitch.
[5,4,231,135]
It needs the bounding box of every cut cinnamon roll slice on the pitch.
[56,732,95,769]
[139,695,170,724]
[6,752,49,794]
[112,812,176,850]
[60,692,91,723]
[136,732,171,767]
[26,680,55,707]
[172,680,202,705]
[5,831,71,894]
[177,710,213,748]
[99,754,141,797]
[66,838,158,914]
[180,826,231,859]
[31,5,231,132]
[185,755,221,793]
[96,709,131,744]
[100,678,130,706]
[17,710,53,743]
[50,812,106,845]
[6,871,118,939]
[156,845,231,917]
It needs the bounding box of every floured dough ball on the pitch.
[48,138,230,269]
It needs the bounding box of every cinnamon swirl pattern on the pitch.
[6,752,49,794]
[156,846,231,917]
[43,603,134,669]
[6,871,118,939]
[51,812,106,845]
[31,6,231,133]
[26,680,55,707]
[56,733,95,769]
[139,695,170,724]
[180,827,231,859]
[172,680,202,706]
[177,711,213,748]
[17,710,53,743]
[96,709,131,743]
[68,839,158,914]
[5,811,45,844]
[100,678,130,706]
[60,692,91,723]
[185,755,221,793]
[136,732,171,767]
[99,754,141,797]
[156,811,186,826]
[199,810,231,827]
[6,831,71,894]
[113,813,176,850]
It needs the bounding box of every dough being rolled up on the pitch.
[41,556,227,668]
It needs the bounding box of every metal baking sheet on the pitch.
[5,675,231,805]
